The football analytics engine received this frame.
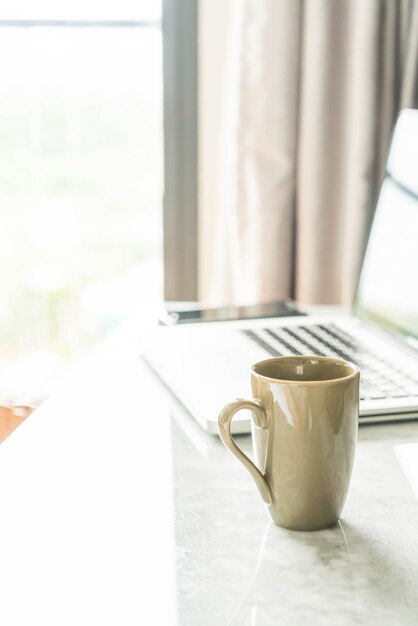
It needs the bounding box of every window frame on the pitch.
[162,0,198,301]
[0,5,195,302]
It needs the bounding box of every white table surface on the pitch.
[1,317,418,625]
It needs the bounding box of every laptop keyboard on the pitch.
[241,323,418,401]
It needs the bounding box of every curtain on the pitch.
[199,0,418,306]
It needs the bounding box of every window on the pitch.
[0,0,163,365]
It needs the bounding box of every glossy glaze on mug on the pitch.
[218,356,359,531]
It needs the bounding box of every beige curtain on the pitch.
[199,0,418,306]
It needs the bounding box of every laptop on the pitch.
[142,109,418,434]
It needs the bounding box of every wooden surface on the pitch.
[0,405,32,443]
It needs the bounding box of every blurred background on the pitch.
[0,0,162,360]
[0,0,162,426]
[0,0,417,433]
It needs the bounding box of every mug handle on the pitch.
[218,399,272,504]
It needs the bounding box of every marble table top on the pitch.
[0,318,417,625]
[172,404,418,626]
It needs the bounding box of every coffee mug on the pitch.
[218,356,359,531]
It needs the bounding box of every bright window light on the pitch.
[0,0,161,21]
[0,7,163,370]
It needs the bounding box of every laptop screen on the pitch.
[354,109,418,342]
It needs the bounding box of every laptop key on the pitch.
[361,383,386,400]
[264,329,303,355]
[281,327,327,356]
[241,330,283,357]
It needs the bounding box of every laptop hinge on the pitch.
[363,320,418,359]
[405,335,418,352]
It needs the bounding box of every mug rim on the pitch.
[251,355,360,385]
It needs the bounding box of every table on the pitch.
[1,318,418,625]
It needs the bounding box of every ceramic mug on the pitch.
[218,356,359,531]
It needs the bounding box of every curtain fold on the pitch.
[200,0,418,306]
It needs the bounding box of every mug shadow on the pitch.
[228,517,418,626]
